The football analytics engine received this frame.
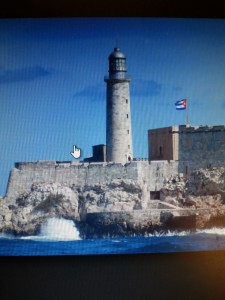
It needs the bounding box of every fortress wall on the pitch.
[55,164,86,186]
[179,126,225,173]
[5,161,140,202]
[136,161,179,191]
[148,126,179,160]
[178,159,225,175]
[6,163,56,201]
[9,155,224,204]
[5,160,179,203]
[54,162,139,187]
[10,158,220,201]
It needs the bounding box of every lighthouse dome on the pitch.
[108,47,127,73]
[109,47,126,59]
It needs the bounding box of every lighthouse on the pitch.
[104,47,133,164]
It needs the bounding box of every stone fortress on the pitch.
[5,48,225,205]
[2,47,225,237]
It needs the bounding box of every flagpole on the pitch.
[186,99,189,127]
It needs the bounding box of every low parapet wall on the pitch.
[5,160,179,202]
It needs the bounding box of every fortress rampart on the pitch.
[178,125,225,171]
[6,160,179,202]
[6,123,225,203]
[148,125,225,174]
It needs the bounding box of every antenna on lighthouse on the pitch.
[115,38,119,48]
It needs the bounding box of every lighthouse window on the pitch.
[159,146,162,158]
[127,114,129,118]
[110,60,116,70]
[128,145,130,149]
[185,166,189,176]
[121,60,126,68]
[126,99,128,104]
[115,59,126,71]
[127,130,129,134]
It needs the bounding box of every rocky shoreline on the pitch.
[1,167,225,238]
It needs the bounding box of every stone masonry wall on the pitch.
[178,125,225,174]
[6,125,225,203]
[148,126,179,161]
[5,160,179,203]
[106,80,133,163]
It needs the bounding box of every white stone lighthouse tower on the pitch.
[104,47,133,163]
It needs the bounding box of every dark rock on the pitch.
[8,205,16,210]
[1,169,225,237]
[162,213,197,230]
[78,211,161,238]
[183,196,197,207]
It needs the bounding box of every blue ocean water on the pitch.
[1,232,225,256]
[1,218,225,256]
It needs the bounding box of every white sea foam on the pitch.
[22,217,81,241]
[39,217,81,241]
[196,227,225,235]
[147,230,190,237]
[164,230,190,237]
[146,227,225,237]
[0,232,14,239]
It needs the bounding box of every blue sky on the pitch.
[1,18,225,196]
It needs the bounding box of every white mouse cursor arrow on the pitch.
[71,145,81,159]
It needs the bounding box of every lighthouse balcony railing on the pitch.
[133,158,148,161]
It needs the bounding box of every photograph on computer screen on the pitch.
[1,18,225,255]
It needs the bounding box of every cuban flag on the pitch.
[175,99,187,110]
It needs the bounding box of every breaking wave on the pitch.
[147,227,225,237]
[39,218,81,241]
[22,217,81,241]
[1,223,225,242]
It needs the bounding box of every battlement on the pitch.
[14,159,178,170]
[178,125,225,133]
[14,160,109,170]
[15,160,56,170]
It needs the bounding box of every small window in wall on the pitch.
[126,99,128,104]
[127,130,129,134]
[159,146,162,158]
[185,166,189,176]
[127,114,129,118]
[128,145,130,149]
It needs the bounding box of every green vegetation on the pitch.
[35,193,64,213]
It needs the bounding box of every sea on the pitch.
[1,218,225,256]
